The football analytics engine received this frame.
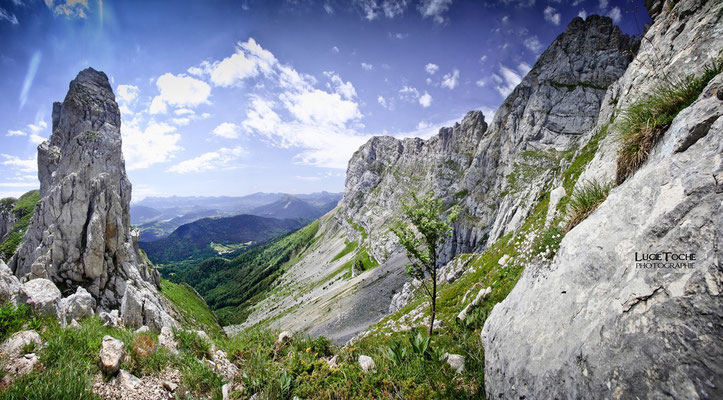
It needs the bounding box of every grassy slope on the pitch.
[160,279,224,339]
[0,190,40,261]
[172,220,321,326]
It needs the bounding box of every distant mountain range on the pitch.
[139,214,305,265]
[131,192,341,241]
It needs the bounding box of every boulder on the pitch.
[0,260,20,305]
[99,336,125,374]
[212,350,239,381]
[120,285,175,330]
[1,353,39,386]
[358,355,376,373]
[18,279,61,318]
[0,330,42,358]
[61,286,96,321]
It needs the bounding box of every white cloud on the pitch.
[599,0,608,10]
[441,69,460,89]
[116,84,139,104]
[331,46,340,53]
[324,72,357,100]
[212,122,241,139]
[1,154,37,173]
[174,108,195,116]
[425,63,439,75]
[27,121,47,134]
[392,32,408,39]
[357,0,410,21]
[544,6,560,25]
[475,79,486,87]
[501,15,509,23]
[29,134,46,144]
[399,86,420,101]
[523,36,543,53]
[494,65,522,97]
[121,119,182,170]
[7,129,25,137]
[44,0,88,18]
[361,62,374,71]
[608,6,621,23]
[168,146,245,174]
[377,95,389,109]
[418,92,432,107]
[0,182,38,188]
[149,73,211,115]
[418,0,453,24]
[193,38,277,87]
[578,9,587,19]
[172,118,190,126]
[480,55,488,64]
[518,62,532,75]
[324,3,334,14]
[281,89,361,127]
[0,8,19,24]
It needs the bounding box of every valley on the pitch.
[0,0,721,399]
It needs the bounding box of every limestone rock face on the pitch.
[482,0,723,398]
[0,330,42,358]
[9,68,173,328]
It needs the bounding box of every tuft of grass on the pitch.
[565,180,612,231]
[616,58,723,184]
[174,329,212,359]
[0,303,33,342]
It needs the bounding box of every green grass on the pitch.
[0,190,40,261]
[330,240,358,262]
[0,304,225,399]
[616,57,723,184]
[160,280,224,339]
[565,179,612,230]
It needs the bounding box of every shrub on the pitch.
[616,58,723,184]
[0,303,31,342]
[565,180,612,231]
[132,334,156,358]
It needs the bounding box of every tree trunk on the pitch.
[429,266,437,337]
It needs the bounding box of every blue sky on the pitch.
[0,0,650,200]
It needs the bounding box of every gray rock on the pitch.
[118,369,141,390]
[61,286,96,321]
[358,355,376,373]
[99,309,120,327]
[545,186,566,227]
[158,326,178,354]
[457,287,491,322]
[134,326,149,334]
[388,279,421,313]
[0,260,20,305]
[18,278,61,318]
[482,2,723,397]
[162,380,177,392]
[0,330,42,358]
[99,335,125,374]
[8,68,173,328]
[2,353,39,386]
[120,284,175,330]
[277,331,293,345]
[442,353,465,374]
[324,355,339,369]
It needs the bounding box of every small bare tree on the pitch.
[391,192,458,336]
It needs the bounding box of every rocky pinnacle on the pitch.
[10,68,174,329]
